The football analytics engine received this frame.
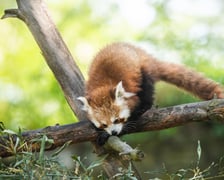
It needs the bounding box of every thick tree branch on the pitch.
[2,0,86,119]
[0,98,223,158]
[132,98,224,133]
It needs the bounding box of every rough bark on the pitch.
[0,98,223,158]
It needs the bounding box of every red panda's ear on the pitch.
[77,97,90,112]
[115,81,135,100]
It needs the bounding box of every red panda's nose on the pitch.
[112,130,118,136]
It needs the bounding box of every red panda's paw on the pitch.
[97,132,110,146]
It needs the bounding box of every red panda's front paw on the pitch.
[97,132,110,146]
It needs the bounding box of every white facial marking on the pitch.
[105,124,123,135]
[101,120,107,125]
[115,97,126,107]
[119,108,130,119]
[111,116,116,123]
[91,118,101,128]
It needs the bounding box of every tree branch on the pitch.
[106,136,144,161]
[0,98,223,158]
[1,9,25,21]
[132,98,224,133]
[6,0,86,119]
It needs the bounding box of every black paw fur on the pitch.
[96,131,110,146]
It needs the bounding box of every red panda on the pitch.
[78,42,224,145]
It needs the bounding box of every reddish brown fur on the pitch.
[86,43,142,111]
[85,42,224,110]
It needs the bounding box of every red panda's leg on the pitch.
[97,131,110,146]
[136,69,155,114]
[122,70,154,134]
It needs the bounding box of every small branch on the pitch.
[1,9,25,21]
[106,136,144,161]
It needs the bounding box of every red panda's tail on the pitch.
[143,59,224,100]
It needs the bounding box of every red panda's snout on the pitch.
[102,116,127,135]
[104,122,123,135]
[88,106,131,135]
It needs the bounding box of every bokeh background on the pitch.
[0,0,224,178]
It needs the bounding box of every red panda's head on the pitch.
[78,81,136,135]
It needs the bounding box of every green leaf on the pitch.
[3,129,17,135]
[72,155,87,172]
[197,140,201,166]
[51,140,72,157]
[87,154,107,170]
[0,122,5,131]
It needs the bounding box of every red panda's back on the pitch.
[86,43,143,94]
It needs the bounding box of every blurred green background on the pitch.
[0,0,224,178]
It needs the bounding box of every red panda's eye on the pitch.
[114,118,126,124]
[120,118,125,123]
[114,118,120,124]
[101,124,107,128]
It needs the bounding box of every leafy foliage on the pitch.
[0,126,224,179]
[146,141,224,179]
[0,124,105,179]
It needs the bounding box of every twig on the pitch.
[106,136,144,161]
[1,9,25,21]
